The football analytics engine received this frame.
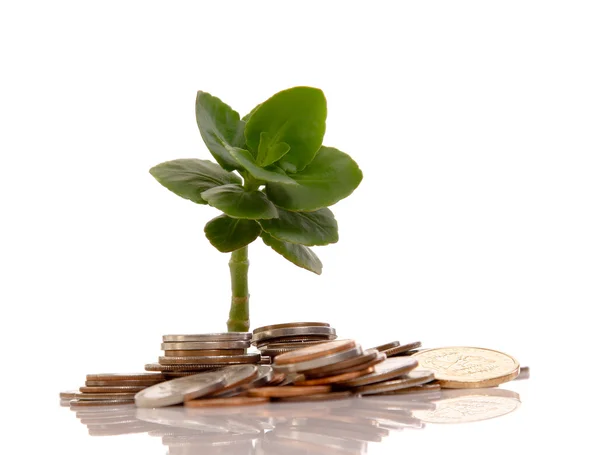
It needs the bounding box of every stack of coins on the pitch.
[252,322,337,362]
[144,332,260,377]
[65,373,166,407]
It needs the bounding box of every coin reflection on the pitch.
[64,387,522,452]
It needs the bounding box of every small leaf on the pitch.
[245,87,327,173]
[266,146,363,211]
[261,232,322,274]
[196,91,246,171]
[259,207,338,246]
[228,147,297,185]
[256,132,291,167]
[205,215,260,252]
[149,159,242,204]
[201,184,278,219]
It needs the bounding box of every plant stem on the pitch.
[227,246,250,332]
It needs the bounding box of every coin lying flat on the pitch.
[59,390,79,400]
[75,392,138,400]
[163,333,252,342]
[158,353,261,365]
[184,396,269,407]
[259,356,272,365]
[370,341,400,352]
[211,365,274,398]
[303,349,384,378]
[134,370,228,408]
[412,347,520,388]
[253,327,336,343]
[374,383,442,395]
[145,363,221,372]
[190,364,258,399]
[161,341,250,350]
[255,335,336,348]
[275,391,353,403]
[70,399,135,407]
[85,379,163,387]
[86,373,165,382]
[253,322,330,334]
[354,370,436,395]
[294,367,374,386]
[80,386,147,393]
[274,340,357,365]
[247,385,332,398]
[273,346,363,374]
[340,357,419,387]
[383,341,422,357]
[163,349,246,356]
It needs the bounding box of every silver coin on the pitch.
[303,349,382,378]
[353,369,435,395]
[163,333,252,342]
[75,392,138,401]
[370,341,400,352]
[212,365,274,398]
[134,370,228,408]
[160,341,250,350]
[158,353,261,365]
[255,335,337,348]
[253,322,330,335]
[339,357,419,387]
[253,326,336,343]
[272,346,363,374]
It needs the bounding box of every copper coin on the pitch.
[163,371,207,378]
[259,356,272,364]
[182,365,258,400]
[85,379,163,387]
[164,349,246,356]
[210,365,274,398]
[86,373,165,382]
[340,357,419,387]
[59,390,79,400]
[253,322,330,334]
[274,391,353,403]
[159,353,260,365]
[255,335,336,347]
[370,341,400,352]
[247,385,332,398]
[383,342,422,357]
[70,399,135,407]
[273,346,363,373]
[145,363,221,372]
[75,392,138,400]
[185,396,269,408]
[267,372,287,386]
[354,370,436,395]
[294,367,374,386]
[274,340,357,365]
[303,349,383,377]
[80,386,147,393]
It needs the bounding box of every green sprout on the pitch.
[150,87,362,331]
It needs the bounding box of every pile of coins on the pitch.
[252,322,338,362]
[62,373,166,407]
[59,321,523,409]
[144,332,260,377]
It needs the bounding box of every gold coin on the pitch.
[86,373,165,381]
[412,347,520,388]
[294,367,374,386]
[184,396,269,407]
[80,386,147,393]
[275,391,353,402]
[247,385,332,398]
[274,340,357,365]
[164,349,245,356]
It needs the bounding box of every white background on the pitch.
[1,1,598,453]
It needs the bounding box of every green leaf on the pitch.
[196,91,246,171]
[228,147,298,185]
[245,87,327,173]
[149,159,242,204]
[256,132,291,167]
[261,232,322,275]
[265,146,363,211]
[259,207,338,246]
[204,215,260,252]
[201,184,278,219]
[242,103,262,122]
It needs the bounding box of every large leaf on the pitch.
[261,232,322,275]
[204,215,260,252]
[228,147,298,185]
[245,87,327,173]
[242,103,262,122]
[149,159,242,204]
[259,207,338,246]
[201,184,278,219]
[266,146,363,211]
[196,91,246,171]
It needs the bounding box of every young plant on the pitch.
[150,86,362,332]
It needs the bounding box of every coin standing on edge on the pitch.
[412,347,520,388]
